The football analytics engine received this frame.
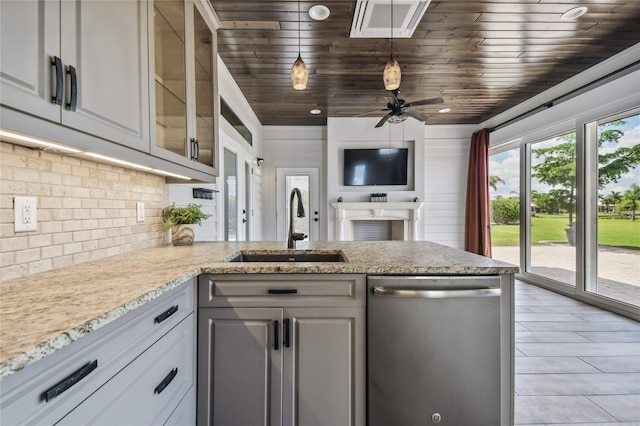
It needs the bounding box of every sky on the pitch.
[489,113,640,200]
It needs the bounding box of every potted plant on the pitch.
[162,203,211,246]
[565,222,576,247]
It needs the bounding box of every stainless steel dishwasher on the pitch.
[367,275,501,425]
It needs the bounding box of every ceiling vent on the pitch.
[350,0,432,38]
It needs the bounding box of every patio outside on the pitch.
[492,243,640,307]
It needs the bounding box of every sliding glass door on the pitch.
[527,132,578,287]
[585,110,640,307]
[492,107,639,316]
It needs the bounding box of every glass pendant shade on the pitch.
[291,54,308,90]
[383,55,401,91]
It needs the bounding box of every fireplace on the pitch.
[331,202,424,241]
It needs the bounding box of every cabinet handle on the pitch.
[43,360,98,402]
[154,305,179,324]
[154,368,178,394]
[190,138,199,161]
[51,56,63,105]
[194,138,199,161]
[66,65,77,111]
[274,320,279,350]
[284,318,291,348]
[268,289,298,295]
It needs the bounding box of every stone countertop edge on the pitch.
[0,241,518,380]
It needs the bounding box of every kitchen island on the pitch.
[0,241,518,425]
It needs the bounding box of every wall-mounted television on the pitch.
[343,148,409,186]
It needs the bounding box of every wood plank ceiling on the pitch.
[210,0,640,126]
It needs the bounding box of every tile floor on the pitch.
[514,280,640,425]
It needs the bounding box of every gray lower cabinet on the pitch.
[0,279,196,426]
[57,313,194,425]
[197,274,366,426]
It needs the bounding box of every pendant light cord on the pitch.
[390,0,393,57]
[298,0,301,54]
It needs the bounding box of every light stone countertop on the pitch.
[0,241,518,380]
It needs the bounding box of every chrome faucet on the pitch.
[287,187,307,249]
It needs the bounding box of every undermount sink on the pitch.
[227,250,348,263]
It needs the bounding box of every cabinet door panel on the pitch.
[0,0,60,122]
[198,308,283,426]
[60,0,149,151]
[283,307,365,426]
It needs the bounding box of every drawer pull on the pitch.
[43,360,98,402]
[154,368,178,395]
[268,289,298,295]
[154,305,179,324]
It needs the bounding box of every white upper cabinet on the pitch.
[151,0,220,176]
[0,0,150,152]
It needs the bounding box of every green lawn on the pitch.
[491,214,640,249]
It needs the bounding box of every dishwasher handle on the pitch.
[371,287,501,299]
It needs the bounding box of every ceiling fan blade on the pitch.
[405,109,427,122]
[375,112,393,128]
[403,97,444,108]
[354,108,389,117]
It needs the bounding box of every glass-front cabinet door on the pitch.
[154,0,187,158]
[151,0,219,178]
[193,5,216,168]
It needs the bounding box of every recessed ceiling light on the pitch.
[561,6,588,20]
[310,109,322,115]
[309,5,330,21]
[438,108,451,113]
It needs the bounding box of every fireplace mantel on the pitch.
[331,202,424,241]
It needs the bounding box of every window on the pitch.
[220,98,253,146]
[489,147,520,265]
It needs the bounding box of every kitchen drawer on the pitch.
[0,279,195,426]
[199,274,366,307]
[57,314,195,425]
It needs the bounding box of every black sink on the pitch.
[227,250,347,263]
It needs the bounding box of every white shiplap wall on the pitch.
[260,126,326,241]
[423,125,476,249]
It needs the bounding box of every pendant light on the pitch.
[291,0,308,90]
[382,0,401,91]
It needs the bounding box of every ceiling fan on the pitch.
[358,89,444,128]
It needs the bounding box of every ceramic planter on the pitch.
[171,224,195,246]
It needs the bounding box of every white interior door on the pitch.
[276,168,320,242]
[223,147,253,241]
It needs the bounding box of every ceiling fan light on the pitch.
[387,113,408,124]
[383,55,401,91]
[291,54,308,90]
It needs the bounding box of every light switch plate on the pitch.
[14,196,38,232]
[136,202,145,222]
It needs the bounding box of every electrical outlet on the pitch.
[136,202,145,222]
[14,196,38,232]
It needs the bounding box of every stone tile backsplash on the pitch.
[0,142,166,282]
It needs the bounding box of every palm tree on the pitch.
[489,175,505,191]
[610,190,622,209]
[622,184,640,221]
